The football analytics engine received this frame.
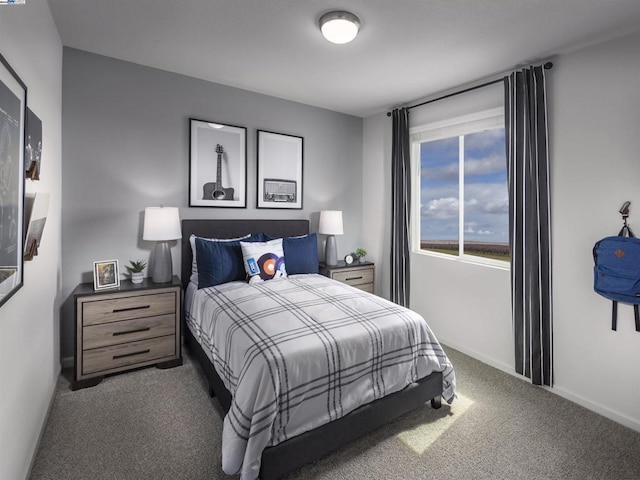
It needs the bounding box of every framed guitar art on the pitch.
[189,118,247,208]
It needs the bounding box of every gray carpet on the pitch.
[30,347,640,480]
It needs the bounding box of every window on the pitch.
[411,108,509,264]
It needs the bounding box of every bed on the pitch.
[181,219,455,480]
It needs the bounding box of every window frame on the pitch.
[410,107,510,269]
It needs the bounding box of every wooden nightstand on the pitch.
[319,260,375,293]
[72,276,182,390]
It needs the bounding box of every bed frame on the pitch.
[181,219,443,480]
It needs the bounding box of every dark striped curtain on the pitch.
[504,66,553,386]
[391,108,411,307]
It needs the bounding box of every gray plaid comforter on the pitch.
[187,274,456,479]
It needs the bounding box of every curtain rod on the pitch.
[386,62,553,116]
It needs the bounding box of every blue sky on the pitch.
[420,128,508,244]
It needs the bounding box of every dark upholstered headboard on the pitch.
[181,219,310,289]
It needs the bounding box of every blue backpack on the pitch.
[593,224,640,332]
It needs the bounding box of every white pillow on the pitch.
[240,238,287,284]
[189,233,251,285]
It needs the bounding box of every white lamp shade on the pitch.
[143,207,181,241]
[319,210,344,235]
[319,11,360,44]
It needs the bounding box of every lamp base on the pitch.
[151,241,173,283]
[325,235,337,266]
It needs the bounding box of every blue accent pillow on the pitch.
[283,233,319,274]
[254,232,272,242]
[189,233,250,285]
[196,235,261,288]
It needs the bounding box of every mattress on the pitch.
[186,274,456,479]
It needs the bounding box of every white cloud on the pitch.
[422,197,459,219]
[464,183,508,215]
[465,222,494,235]
[481,198,509,214]
[464,154,505,176]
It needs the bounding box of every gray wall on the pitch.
[363,29,640,432]
[61,48,363,359]
[0,1,63,479]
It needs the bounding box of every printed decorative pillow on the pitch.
[240,238,287,283]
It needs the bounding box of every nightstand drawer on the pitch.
[82,292,176,326]
[82,335,176,375]
[83,314,176,350]
[356,283,374,294]
[320,261,376,295]
[332,268,374,287]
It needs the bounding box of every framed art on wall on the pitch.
[189,118,247,208]
[24,192,49,261]
[0,52,27,308]
[257,130,303,209]
[25,107,42,180]
[93,259,120,290]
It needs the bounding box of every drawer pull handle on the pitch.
[112,305,150,313]
[113,327,151,336]
[346,276,363,281]
[113,349,150,360]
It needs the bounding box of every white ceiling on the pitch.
[47,0,640,118]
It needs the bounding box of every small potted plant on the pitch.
[126,259,147,284]
[355,247,367,263]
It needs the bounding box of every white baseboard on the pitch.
[25,364,61,480]
[439,337,516,378]
[550,385,640,433]
[439,337,640,433]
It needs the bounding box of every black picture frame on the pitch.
[257,130,303,209]
[189,118,247,208]
[0,52,27,308]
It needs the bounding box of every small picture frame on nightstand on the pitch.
[93,259,120,290]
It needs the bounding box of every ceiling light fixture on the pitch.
[319,11,360,44]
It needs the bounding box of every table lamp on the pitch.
[143,206,181,283]
[319,210,343,266]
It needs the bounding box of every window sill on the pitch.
[412,249,510,271]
